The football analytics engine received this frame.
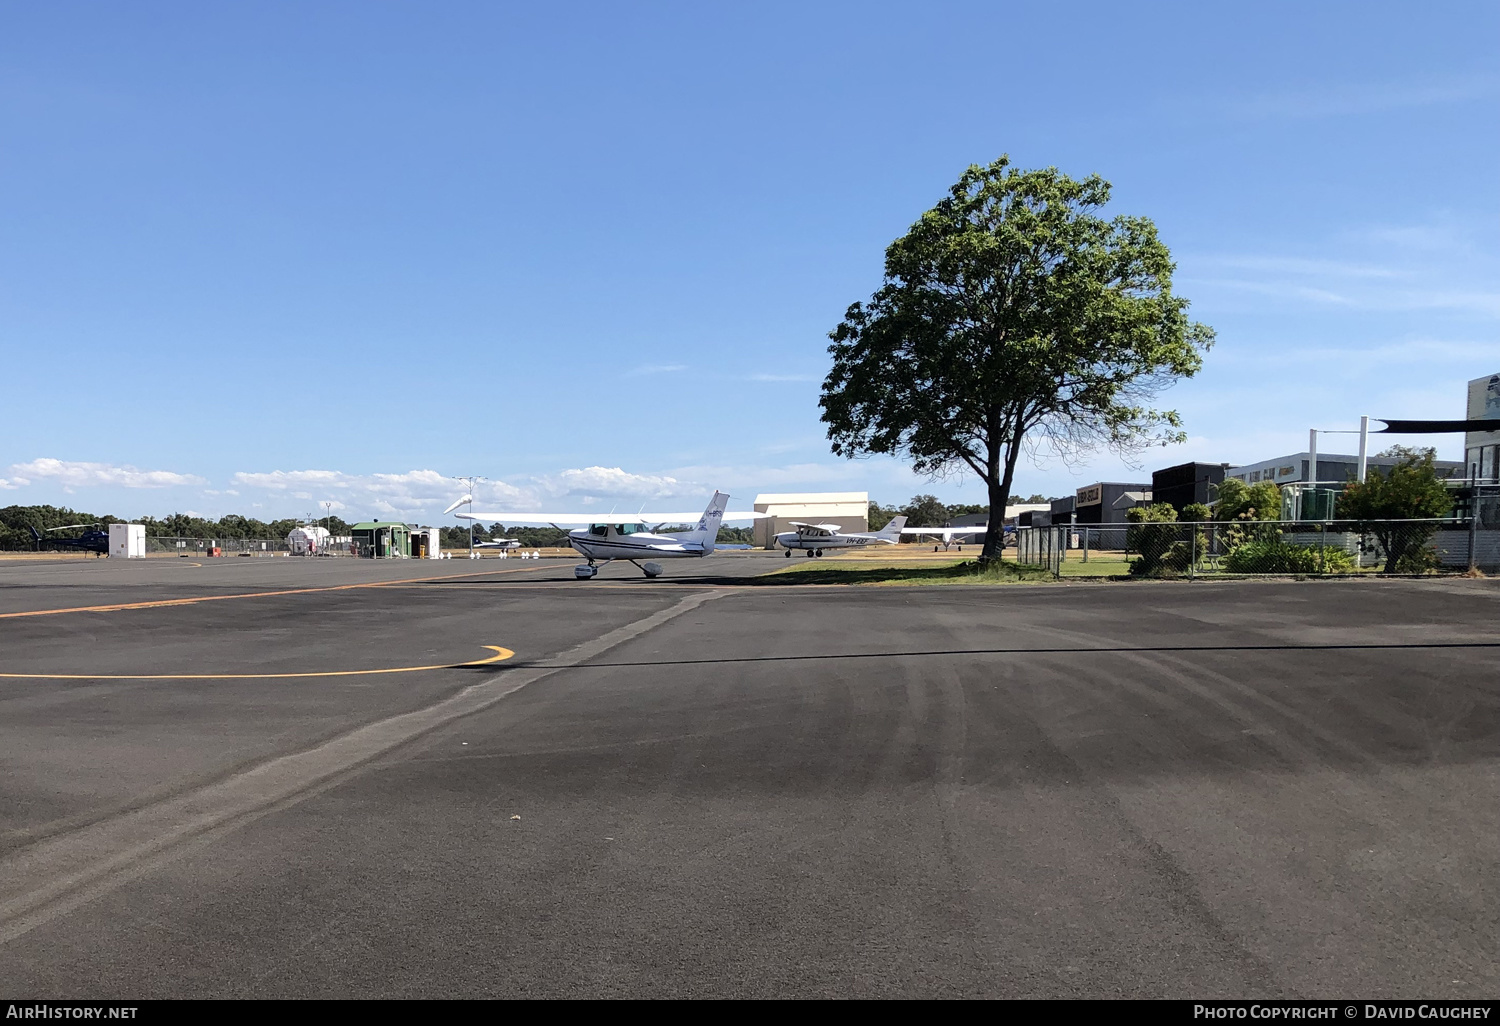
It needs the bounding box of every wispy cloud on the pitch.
[1182,277,1357,305]
[747,372,819,383]
[7,458,205,490]
[1183,222,1500,319]
[626,364,687,377]
[1232,74,1499,120]
[225,465,707,518]
[231,468,475,517]
[1196,255,1401,279]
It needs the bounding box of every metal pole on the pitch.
[1190,522,1196,580]
[1470,499,1480,573]
[1357,415,1369,484]
[1309,428,1318,488]
[1083,527,1089,562]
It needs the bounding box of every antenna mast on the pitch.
[455,475,485,559]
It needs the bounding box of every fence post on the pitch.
[1083,528,1089,563]
[1470,508,1479,573]
[1189,523,1196,580]
[1319,522,1326,573]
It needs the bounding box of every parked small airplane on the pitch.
[901,524,1022,551]
[775,516,908,557]
[900,525,986,551]
[30,524,109,556]
[449,491,767,579]
[472,537,522,551]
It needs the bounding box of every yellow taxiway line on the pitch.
[0,563,557,620]
[0,645,514,680]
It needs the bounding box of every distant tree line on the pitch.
[0,505,354,551]
[867,494,1049,530]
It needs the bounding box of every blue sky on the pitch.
[2,1,1496,522]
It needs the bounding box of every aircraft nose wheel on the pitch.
[574,564,599,580]
[785,550,791,557]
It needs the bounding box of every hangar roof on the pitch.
[754,492,868,506]
[753,492,869,519]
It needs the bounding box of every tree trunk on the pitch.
[979,422,1019,563]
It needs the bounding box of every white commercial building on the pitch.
[108,523,145,559]
[1466,372,1500,484]
[752,492,868,549]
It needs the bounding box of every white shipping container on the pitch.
[109,523,146,558]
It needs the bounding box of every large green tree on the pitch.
[820,157,1213,561]
[1337,446,1454,573]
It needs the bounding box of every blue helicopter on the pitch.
[30,524,110,556]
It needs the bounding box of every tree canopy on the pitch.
[1337,447,1454,572]
[821,156,1213,560]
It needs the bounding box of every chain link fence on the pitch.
[1013,518,1497,578]
[145,537,358,557]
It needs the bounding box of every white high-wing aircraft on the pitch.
[900,525,989,551]
[448,491,766,579]
[775,516,907,557]
[472,538,522,551]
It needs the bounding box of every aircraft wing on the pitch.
[459,510,768,525]
[639,510,770,523]
[900,527,987,539]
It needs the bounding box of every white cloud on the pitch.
[231,468,470,516]
[0,478,23,490]
[627,364,687,376]
[8,458,204,489]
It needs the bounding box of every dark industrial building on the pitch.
[1070,482,1151,525]
[1151,463,1230,512]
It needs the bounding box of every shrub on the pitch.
[1127,503,1181,576]
[1220,539,1356,574]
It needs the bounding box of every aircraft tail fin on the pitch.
[876,515,907,540]
[690,491,730,554]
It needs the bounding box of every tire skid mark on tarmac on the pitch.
[954,648,1281,993]
[0,589,726,947]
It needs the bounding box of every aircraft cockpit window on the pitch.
[590,524,608,536]
[617,523,639,535]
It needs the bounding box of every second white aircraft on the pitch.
[775,516,907,557]
[447,491,765,579]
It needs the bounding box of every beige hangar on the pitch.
[752,492,869,549]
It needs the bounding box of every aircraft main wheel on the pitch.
[785,550,791,557]
[815,549,824,557]
[804,550,812,557]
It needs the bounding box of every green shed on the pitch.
[350,521,411,558]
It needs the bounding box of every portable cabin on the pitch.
[350,521,411,558]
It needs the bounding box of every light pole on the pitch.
[454,475,484,560]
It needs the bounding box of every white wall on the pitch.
[108,523,145,558]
